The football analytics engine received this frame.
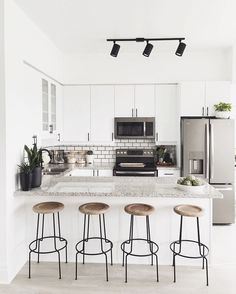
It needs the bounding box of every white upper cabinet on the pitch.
[114,85,135,117]
[205,81,231,116]
[179,82,205,116]
[179,81,231,117]
[90,85,114,142]
[156,85,178,142]
[63,86,90,142]
[135,85,156,117]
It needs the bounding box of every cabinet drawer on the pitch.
[65,169,94,177]
[158,169,180,177]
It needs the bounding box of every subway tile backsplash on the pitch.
[45,139,156,164]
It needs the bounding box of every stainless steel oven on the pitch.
[113,149,157,177]
[114,117,155,139]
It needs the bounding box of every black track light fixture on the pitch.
[107,37,186,57]
[143,41,153,57]
[175,41,186,57]
[110,41,120,57]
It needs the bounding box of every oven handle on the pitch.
[115,171,156,175]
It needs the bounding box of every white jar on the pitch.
[86,154,94,165]
[215,111,231,119]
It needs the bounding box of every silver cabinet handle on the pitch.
[93,170,95,176]
[164,173,174,175]
[57,133,61,142]
[206,107,209,116]
[112,132,114,141]
[97,170,99,176]
[202,107,204,116]
[210,122,214,180]
[88,133,90,141]
[156,132,158,141]
[205,123,209,179]
[136,108,138,117]
[132,108,134,117]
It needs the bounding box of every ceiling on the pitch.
[14,0,236,54]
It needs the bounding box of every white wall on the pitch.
[63,48,232,84]
[1,0,63,283]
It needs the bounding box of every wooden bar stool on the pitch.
[28,201,68,279]
[170,204,209,286]
[121,203,159,283]
[75,202,113,282]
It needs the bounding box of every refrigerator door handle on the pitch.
[210,122,214,180]
[215,187,233,191]
[205,123,209,179]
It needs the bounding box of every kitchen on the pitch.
[1,0,236,293]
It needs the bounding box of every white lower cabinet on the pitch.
[158,169,180,177]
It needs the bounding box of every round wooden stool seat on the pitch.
[124,203,155,216]
[79,202,110,215]
[174,204,204,218]
[33,201,64,214]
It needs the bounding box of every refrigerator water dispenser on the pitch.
[189,159,203,174]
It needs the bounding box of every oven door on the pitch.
[114,170,157,177]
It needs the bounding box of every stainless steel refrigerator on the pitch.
[181,117,235,224]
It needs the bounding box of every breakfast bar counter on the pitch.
[15,176,222,266]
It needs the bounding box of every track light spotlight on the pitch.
[107,37,186,57]
[110,42,120,57]
[143,41,153,57]
[175,41,186,56]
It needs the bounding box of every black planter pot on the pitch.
[31,166,42,188]
[20,172,32,191]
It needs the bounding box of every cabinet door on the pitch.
[205,81,231,116]
[90,85,114,142]
[114,85,135,117]
[179,82,205,116]
[156,85,178,142]
[63,86,90,142]
[135,85,156,117]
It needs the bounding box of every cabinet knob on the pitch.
[112,132,114,141]
[132,108,134,117]
[206,106,209,116]
[57,133,61,142]
[49,124,53,134]
[88,133,90,141]
[136,108,138,117]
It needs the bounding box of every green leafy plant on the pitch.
[24,144,43,168]
[214,102,232,112]
[18,162,32,174]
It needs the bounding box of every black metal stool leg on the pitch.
[155,254,159,282]
[75,252,78,280]
[38,214,45,263]
[53,213,61,279]
[146,216,153,266]
[57,212,67,264]
[205,257,209,286]
[125,253,128,283]
[99,214,109,282]
[82,214,87,265]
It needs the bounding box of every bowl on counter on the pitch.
[176,176,207,194]
[176,183,207,194]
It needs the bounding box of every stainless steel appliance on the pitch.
[51,150,65,164]
[114,117,155,139]
[181,117,235,224]
[113,149,157,177]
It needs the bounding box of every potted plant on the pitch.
[18,162,33,191]
[24,144,43,188]
[86,150,94,165]
[214,102,232,118]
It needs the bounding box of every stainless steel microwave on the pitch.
[114,117,155,139]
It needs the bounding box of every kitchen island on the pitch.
[15,176,222,265]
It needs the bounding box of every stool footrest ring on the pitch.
[29,236,67,254]
[121,238,159,257]
[75,237,113,256]
[170,239,209,259]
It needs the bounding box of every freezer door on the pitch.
[209,119,234,184]
[213,184,235,224]
[181,118,209,178]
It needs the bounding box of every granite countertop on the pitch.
[15,176,222,199]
